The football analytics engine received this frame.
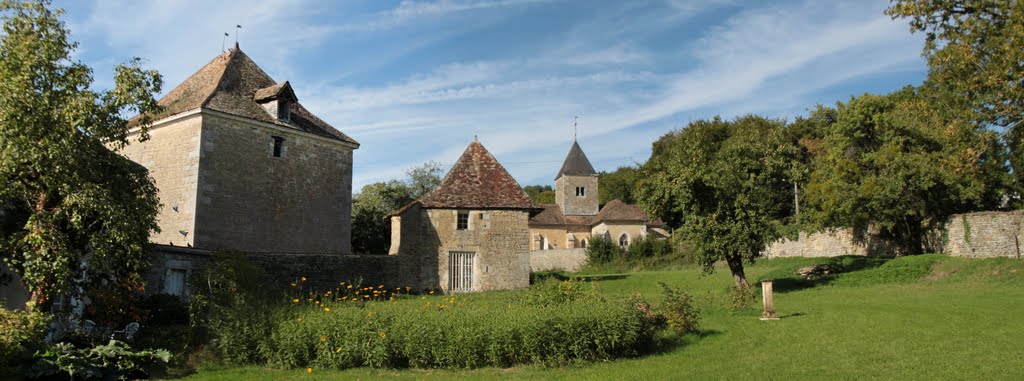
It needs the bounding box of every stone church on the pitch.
[529,141,666,253]
[121,44,359,255]
[388,140,540,292]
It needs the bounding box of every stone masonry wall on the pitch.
[556,174,599,216]
[763,229,880,258]
[195,113,354,254]
[944,211,1024,258]
[119,114,202,247]
[529,248,587,272]
[147,246,401,297]
[393,205,531,292]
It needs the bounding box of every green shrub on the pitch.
[658,283,700,335]
[27,339,170,380]
[141,293,188,326]
[188,251,275,365]
[263,293,655,370]
[728,285,756,311]
[517,278,594,307]
[0,304,50,366]
[585,236,621,265]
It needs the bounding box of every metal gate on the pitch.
[449,251,475,292]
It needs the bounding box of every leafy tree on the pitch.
[599,166,639,205]
[350,162,444,254]
[886,0,1024,194]
[0,0,163,311]
[804,87,1004,254]
[637,115,799,289]
[523,185,554,204]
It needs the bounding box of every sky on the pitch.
[54,0,929,191]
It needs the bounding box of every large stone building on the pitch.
[529,141,665,253]
[121,45,359,254]
[388,140,539,292]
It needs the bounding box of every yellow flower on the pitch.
[421,296,426,300]
[379,331,386,338]
[378,285,384,289]
[389,296,394,301]
[347,285,353,289]
[292,299,299,303]
[320,336,326,342]
[367,311,375,317]
[324,307,330,312]
[429,290,435,295]
[290,283,296,287]
[307,367,312,373]
[340,281,345,285]
[336,347,343,353]
[301,277,307,282]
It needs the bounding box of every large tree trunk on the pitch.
[726,255,750,289]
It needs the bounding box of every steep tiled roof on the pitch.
[129,47,358,146]
[530,204,565,225]
[594,199,649,223]
[555,141,597,180]
[416,141,539,210]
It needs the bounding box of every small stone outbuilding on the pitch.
[388,140,539,292]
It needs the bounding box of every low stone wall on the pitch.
[148,245,405,296]
[529,248,588,272]
[763,229,890,259]
[944,211,1024,259]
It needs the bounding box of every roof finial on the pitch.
[222,32,229,52]
[573,116,579,141]
[235,25,242,50]
[473,135,478,143]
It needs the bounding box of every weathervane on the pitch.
[573,116,579,141]
[235,24,242,47]
[222,32,229,52]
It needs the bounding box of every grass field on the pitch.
[176,255,1024,380]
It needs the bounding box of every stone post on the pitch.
[760,280,779,321]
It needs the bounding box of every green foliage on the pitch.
[657,283,699,335]
[726,285,756,311]
[351,162,445,254]
[517,278,594,307]
[264,294,654,370]
[886,1,1024,194]
[599,166,640,205]
[0,304,50,366]
[584,235,621,265]
[188,251,275,365]
[27,339,170,380]
[523,185,555,204]
[636,115,799,288]
[0,0,162,310]
[804,88,1003,254]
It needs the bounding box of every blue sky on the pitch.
[54,0,928,191]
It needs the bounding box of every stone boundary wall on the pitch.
[529,248,588,272]
[765,210,1024,259]
[148,246,404,296]
[944,211,1024,259]
[763,229,885,259]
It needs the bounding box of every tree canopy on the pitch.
[523,185,554,204]
[599,166,639,205]
[637,115,799,288]
[804,87,1004,253]
[887,0,1024,193]
[0,0,163,310]
[350,162,445,254]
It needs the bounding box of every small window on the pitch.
[164,268,187,296]
[457,211,469,230]
[581,239,588,249]
[272,136,285,158]
[575,186,585,197]
[619,234,629,248]
[278,101,291,122]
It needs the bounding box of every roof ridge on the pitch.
[199,49,239,109]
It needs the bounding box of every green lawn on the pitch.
[177,256,1024,380]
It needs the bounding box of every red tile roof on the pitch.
[415,141,540,210]
[593,199,649,223]
[129,47,357,146]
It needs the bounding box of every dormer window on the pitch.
[254,81,298,123]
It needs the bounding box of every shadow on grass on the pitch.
[645,329,722,356]
[760,256,889,293]
[577,274,629,282]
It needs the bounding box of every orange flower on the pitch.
[379,331,386,338]
[320,336,326,342]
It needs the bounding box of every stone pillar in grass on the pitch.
[760,280,779,321]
